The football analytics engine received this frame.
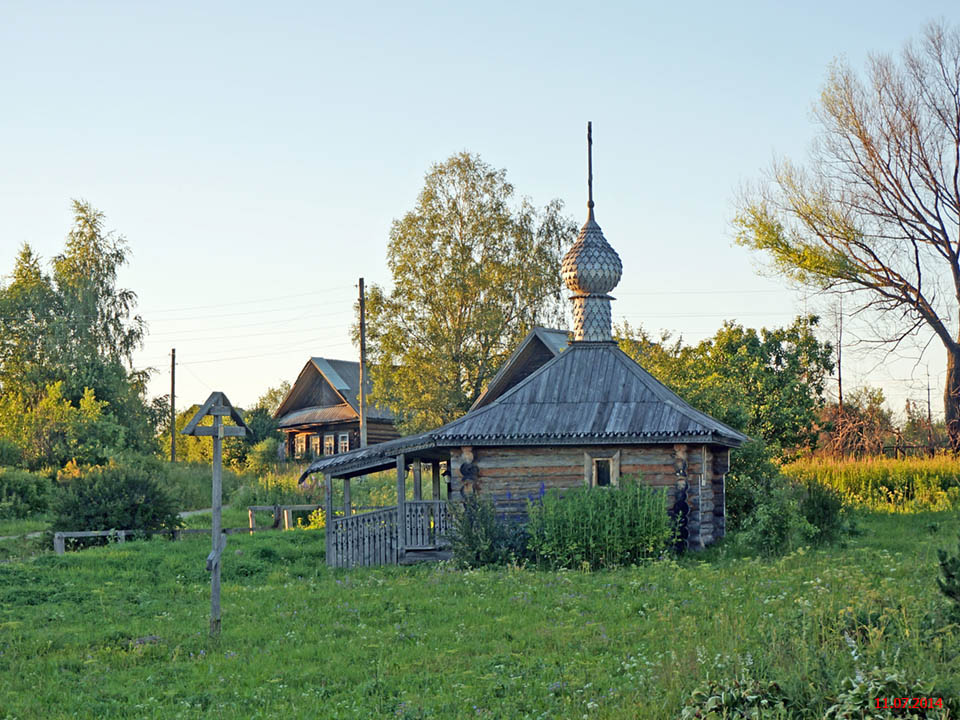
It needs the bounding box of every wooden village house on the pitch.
[300,128,747,567]
[273,357,399,460]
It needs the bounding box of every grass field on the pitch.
[1,511,958,719]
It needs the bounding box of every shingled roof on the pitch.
[301,341,748,479]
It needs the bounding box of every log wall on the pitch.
[449,443,730,550]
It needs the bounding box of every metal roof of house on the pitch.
[276,404,359,428]
[301,342,748,479]
[274,357,395,428]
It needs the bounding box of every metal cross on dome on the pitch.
[182,391,250,636]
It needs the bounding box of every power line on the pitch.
[141,285,355,315]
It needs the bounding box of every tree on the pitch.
[0,201,155,465]
[733,22,960,447]
[364,152,576,432]
[617,315,834,454]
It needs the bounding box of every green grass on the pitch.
[1,511,958,718]
[0,515,50,537]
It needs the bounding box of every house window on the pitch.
[310,435,321,458]
[338,432,350,454]
[594,458,611,487]
[294,435,306,458]
[584,450,620,487]
[323,434,335,456]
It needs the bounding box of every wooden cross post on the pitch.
[181,392,249,638]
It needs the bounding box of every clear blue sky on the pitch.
[2,1,957,414]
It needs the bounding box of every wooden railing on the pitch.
[329,507,399,568]
[404,500,451,550]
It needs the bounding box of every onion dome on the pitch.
[563,122,621,342]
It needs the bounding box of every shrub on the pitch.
[797,480,848,546]
[447,492,527,568]
[246,437,280,476]
[726,439,780,530]
[737,486,808,556]
[52,461,183,534]
[162,461,249,510]
[825,667,946,719]
[0,438,22,467]
[678,675,794,719]
[937,532,960,622]
[0,467,52,519]
[526,476,674,570]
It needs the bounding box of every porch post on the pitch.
[413,460,422,501]
[396,453,406,562]
[343,477,351,517]
[432,462,441,500]
[324,473,333,566]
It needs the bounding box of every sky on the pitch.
[1,1,958,417]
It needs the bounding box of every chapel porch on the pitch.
[322,452,453,568]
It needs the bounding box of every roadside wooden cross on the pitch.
[181,391,250,637]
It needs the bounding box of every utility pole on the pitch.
[170,348,176,463]
[358,277,368,448]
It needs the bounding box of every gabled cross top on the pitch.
[181,391,250,438]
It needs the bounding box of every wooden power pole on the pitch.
[170,348,176,463]
[359,277,368,448]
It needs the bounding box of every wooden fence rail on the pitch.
[53,526,275,555]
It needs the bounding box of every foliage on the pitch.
[825,667,944,719]
[296,506,326,530]
[617,315,833,455]
[1,512,957,718]
[782,456,960,513]
[158,404,248,467]
[447,492,528,568]
[245,437,281,476]
[725,438,781,530]
[797,481,848,546]
[161,461,250,511]
[732,22,960,445]
[937,532,960,622]
[526,477,674,569]
[251,381,291,416]
[51,460,182,534]
[0,202,156,467]
[0,382,128,471]
[0,438,22,467]
[0,467,52,519]
[363,152,577,433]
[678,675,794,719]
[737,486,815,557]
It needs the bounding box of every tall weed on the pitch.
[783,456,960,513]
[526,476,674,569]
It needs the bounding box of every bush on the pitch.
[526,476,674,570]
[246,437,280,476]
[737,486,812,556]
[797,480,847,546]
[0,467,52,519]
[825,667,946,719]
[448,492,528,568]
[678,675,794,719]
[726,439,780,530]
[162,461,249,510]
[0,438,22,467]
[52,461,183,534]
[937,532,960,622]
